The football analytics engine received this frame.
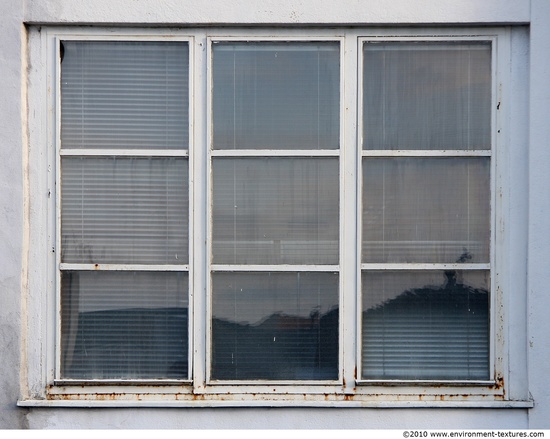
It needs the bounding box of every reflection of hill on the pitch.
[63,277,486,383]
[63,306,339,381]
[63,307,188,379]
[212,307,338,380]
[362,273,489,380]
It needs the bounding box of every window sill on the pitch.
[17,398,534,409]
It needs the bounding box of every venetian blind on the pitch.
[361,42,491,381]
[210,42,340,381]
[60,41,190,380]
[61,41,188,150]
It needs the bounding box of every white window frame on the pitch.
[55,34,196,387]
[356,35,497,388]
[204,35,346,394]
[20,25,533,408]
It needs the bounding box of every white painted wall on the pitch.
[1,0,548,429]
[25,0,529,26]
[527,0,550,429]
[0,0,26,430]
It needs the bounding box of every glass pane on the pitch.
[61,271,188,379]
[61,41,189,149]
[362,158,490,263]
[211,272,339,380]
[212,158,339,264]
[363,42,491,150]
[61,157,188,264]
[362,270,489,380]
[213,42,340,150]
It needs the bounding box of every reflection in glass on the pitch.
[61,271,188,379]
[211,272,339,380]
[61,157,188,264]
[212,158,339,265]
[213,42,340,150]
[362,270,489,380]
[61,41,189,150]
[363,42,491,150]
[362,158,490,263]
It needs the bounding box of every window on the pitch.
[59,40,191,380]
[209,41,340,382]
[359,42,492,382]
[26,27,526,405]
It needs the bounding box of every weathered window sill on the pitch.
[18,398,534,409]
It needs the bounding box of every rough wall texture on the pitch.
[24,407,529,430]
[528,0,550,429]
[24,0,530,25]
[0,0,26,430]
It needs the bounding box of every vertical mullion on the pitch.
[54,35,63,382]
[341,32,357,392]
[186,37,195,383]
[193,33,208,392]
[490,33,501,385]
[356,36,367,385]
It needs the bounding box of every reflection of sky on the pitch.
[69,271,188,313]
[213,42,340,150]
[213,158,339,265]
[362,157,490,264]
[212,272,339,325]
[363,43,491,150]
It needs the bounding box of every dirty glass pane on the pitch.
[362,157,490,263]
[61,41,188,150]
[363,42,491,150]
[61,157,188,264]
[211,272,339,380]
[213,42,340,150]
[362,270,489,380]
[212,158,339,265]
[61,271,188,379]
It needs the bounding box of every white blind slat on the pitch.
[61,271,189,380]
[61,41,189,150]
[212,42,340,150]
[61,157,188,265]
[361,270,489,380]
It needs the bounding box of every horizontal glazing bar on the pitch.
[210,265,340,272]
[362,150,491,157]
[60,149,189,157]
[60,263,189,271]
[356,380,496,386]
[211,149,340,157]
[206,380,341,386]
[54,379,193,386]
[212,43,340,52]
[363,44,491,52]
[361,263,490,270]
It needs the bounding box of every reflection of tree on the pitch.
[212,306,339,380]
[362,269,489,381]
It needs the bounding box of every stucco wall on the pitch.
[25,0,530,25]
[20,408,531,429]
[0,0,26,430]
[1,0,549,429]
[527,0,550,429]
